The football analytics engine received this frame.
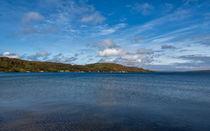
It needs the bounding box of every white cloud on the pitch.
[99,23,127,35]
[22,12,44,23]
[41,0,107,37]
[120,53,142,62]
[94,39,119,50]
[3,52,10,56]
[81,11,105,24]
[95,39,154,67]
[99,28,116,35]
[20,12,47,35]
[99,48,123,57]
[1,52,21,58]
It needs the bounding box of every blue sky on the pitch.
[0,0,210,71]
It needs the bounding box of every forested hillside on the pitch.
[0,57,151,72]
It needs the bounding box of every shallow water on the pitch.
[0,72,210,131]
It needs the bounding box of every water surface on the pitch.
[0,72,210,131]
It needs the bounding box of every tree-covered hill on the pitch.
[0,57,152,72]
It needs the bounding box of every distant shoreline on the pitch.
[1,71,210,73]
[0,57,152,73]
[1,57,210,73]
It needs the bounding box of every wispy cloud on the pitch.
[81,11,105,24]
[22,12,44,23]
[1,0,210,71]
[146,54,210,71]
[127,3,154,15]
[164,3,174,13]
[48,53,78,63]
[161,45,176,49]
[99,23,126,35]
[27,51,50,61]
[183,0,198,5]
[132,36,146,43]
[0,52,21,59]
[20,26,57,35]
[20,26,38,35]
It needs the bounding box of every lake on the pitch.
[0,72,210,131]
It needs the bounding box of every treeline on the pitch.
[0,57,151,72]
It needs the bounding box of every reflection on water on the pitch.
[0,72,210,131]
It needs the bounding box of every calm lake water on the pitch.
[0,72,210,131]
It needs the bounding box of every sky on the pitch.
[0,0,210,71]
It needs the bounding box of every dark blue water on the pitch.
[0,72,210,131]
